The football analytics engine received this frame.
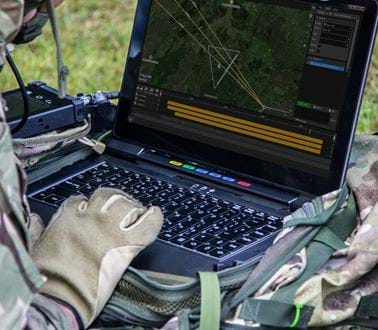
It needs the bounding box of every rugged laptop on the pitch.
[28,0,378,276]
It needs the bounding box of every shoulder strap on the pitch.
[45,0,69,98]
[199,272,221,330]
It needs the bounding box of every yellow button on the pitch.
[170,161,183,166]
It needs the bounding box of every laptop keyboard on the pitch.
[31,162,283,259]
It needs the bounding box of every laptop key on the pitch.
[183,240,202,249]
[194,233,214,243]
[217,231,234,240]
[43,194,65,205]
[250,230,265,239]
[196,244,215,254]
[170,236,188,245]
[236,236,257,245]
[32,191,50,201]
[61,180,82,191]
[262,224,279,233]
[254,212,267,220]
[48,186,77,198]
[224,242,242,252]
[209,237,229,246]
[209,248,229,258]
[170,226,187,235]
[158,232,175,240]
[204,224,223,235]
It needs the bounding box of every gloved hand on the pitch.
[31,188,163,327]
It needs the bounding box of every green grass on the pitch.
[1,0,377,133]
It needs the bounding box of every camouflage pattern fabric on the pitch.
[230,135,378,328]
[0,94,80,329]
[0,93,43,329]
[0,0,23,67]
[1,2,80,328]
[293,135,378,327]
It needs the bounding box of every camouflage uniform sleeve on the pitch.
[0,94,80,329]
[26,294,80,330]
[1,3,81,329]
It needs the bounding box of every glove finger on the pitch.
[49,195,87,224]
[121,206,164,246]
[28,213,45,248]
[88,188,141,211]
[63,195,88,211]
[119,204,148,229]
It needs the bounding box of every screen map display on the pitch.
[128,0,365,177]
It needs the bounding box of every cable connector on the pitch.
[77,91,120,106]
[72,90,119,123]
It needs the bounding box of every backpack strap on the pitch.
[199,272,221,330]
[239,299,314,329]
[222,185,350,319]
[237,190,357,329]
[283,186,349,228]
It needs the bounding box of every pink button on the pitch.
[237,181,252,188]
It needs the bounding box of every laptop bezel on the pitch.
[114,0,378,196]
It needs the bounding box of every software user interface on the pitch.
[128,0,365,177]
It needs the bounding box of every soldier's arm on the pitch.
[0,2,80,329]
[26,294,81,330]
[13,0,64,45]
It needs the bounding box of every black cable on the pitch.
[5,48,30,134]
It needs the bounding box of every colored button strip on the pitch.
[169,160,252,188]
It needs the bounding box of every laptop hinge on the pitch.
[107,138,144,160]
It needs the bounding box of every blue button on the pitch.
[222,176,236,183]
[196,168,209,174]
[209,172,222,178]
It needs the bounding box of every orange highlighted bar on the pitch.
[167,100,323,145]
[168,105,322,150]
[173,112,322,155]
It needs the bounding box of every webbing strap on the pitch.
[199,272,221,330]
[45,0,69,98]
[313,226,347,251]
[223,226,319,318]
[272,192,356,302]
[356,294,378,319]
[239,299,314,329]
[283,185,349,228]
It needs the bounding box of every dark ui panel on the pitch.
[309,17,356,63]
[295,6,361,132]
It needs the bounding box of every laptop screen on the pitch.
[126,0,366,179]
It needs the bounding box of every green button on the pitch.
[296,100,312,109]
[183,164,196,171]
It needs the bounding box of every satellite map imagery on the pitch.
[139,0,314,115]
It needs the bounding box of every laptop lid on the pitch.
[114,0,377,196]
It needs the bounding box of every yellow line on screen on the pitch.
[173,111,322,155]
[167,100,323,145]
[169,105,322,150]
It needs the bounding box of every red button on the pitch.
[237,181,252,188]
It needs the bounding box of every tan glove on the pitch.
[31,188,163,327]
